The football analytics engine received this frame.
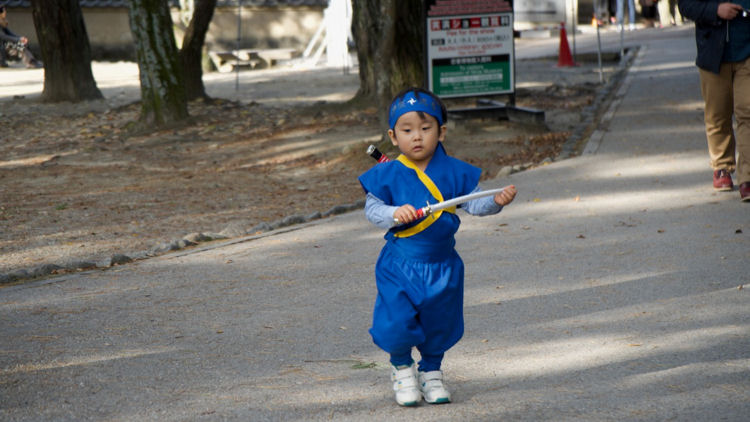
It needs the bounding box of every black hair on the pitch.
[391,87,448,126]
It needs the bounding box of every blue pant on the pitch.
[369,241,465,363]
[617,0,636,25]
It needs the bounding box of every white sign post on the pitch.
[324,0,352,69]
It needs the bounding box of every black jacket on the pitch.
[0,25,22,44]
[679,0,726,73]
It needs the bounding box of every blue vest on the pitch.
[358,143,481,257]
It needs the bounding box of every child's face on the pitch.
[388,111,446,169]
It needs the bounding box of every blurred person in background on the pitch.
[0,5,42,68]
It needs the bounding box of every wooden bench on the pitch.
[208,48,297,73]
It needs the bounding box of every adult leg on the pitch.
[658,0,670,27]
[627,0,637,28]
[668,0,678,24]
[733,58,750,187]
[616,0,624,27]
[699,65,737,174]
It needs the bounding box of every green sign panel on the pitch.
[431,55,511,97]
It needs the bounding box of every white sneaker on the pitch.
[418,370,451,404]
[391,364,421,406]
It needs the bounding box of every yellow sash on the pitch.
[394,155,456,238]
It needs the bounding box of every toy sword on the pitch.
[393,188,505,225]
[365,146,505,225]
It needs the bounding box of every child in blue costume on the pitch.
[358,88,517,406]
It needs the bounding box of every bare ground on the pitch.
[0,55,624,280]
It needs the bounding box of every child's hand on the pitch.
[494,185,517,206]
[393,204,420,225]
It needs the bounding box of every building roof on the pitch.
[2,0,327,7]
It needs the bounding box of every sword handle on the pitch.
[366,145,391,163]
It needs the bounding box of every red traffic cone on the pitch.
[557,22,576,67]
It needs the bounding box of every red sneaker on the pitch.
[740,182,750,202]
[713,169,734,191]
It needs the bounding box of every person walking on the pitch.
[679,0,750,201]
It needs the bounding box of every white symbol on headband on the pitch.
[407,98,417,105]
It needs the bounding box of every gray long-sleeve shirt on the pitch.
[365,187,503,230]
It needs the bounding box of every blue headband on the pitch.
[388,91,444,129]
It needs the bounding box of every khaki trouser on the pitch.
[699,57,750,185]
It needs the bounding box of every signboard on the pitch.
[425,0,514,98]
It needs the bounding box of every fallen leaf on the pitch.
[351,361,377,369]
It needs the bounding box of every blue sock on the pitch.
[390,350,414,368]
[418,352,444,372]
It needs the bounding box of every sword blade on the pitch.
[426,188,505,213]
[393,188,505,225]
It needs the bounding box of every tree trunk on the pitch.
[351,0,425,126]
[29,0,102,102]
[180,0,217,101]
[129,0,189,126]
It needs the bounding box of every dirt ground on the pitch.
[0,55,623,278]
